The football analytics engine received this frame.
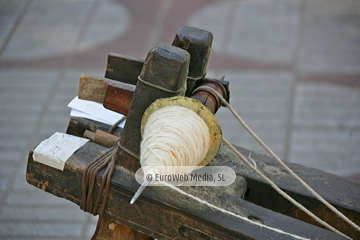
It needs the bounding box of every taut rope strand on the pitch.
[198,85,359,236]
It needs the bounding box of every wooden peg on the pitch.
[172,26,213,96]
[83,129,119,148]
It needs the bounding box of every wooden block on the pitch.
[172,26,213,80]
[172,26,213,97]
[103,53,231,102]
[67,117,122,138]
[105,53,144,85]
[118,44,190,171]
[103,80,135,116]
[95,217,152,240]
[78,74,110,103]
[78,74,135,115]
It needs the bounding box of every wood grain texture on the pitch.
[78,74,110,103]
[103,81,135,116]
[83,130,119,148]
[117,44,190,172]
[64,117,360,239]
[105,53,144,85]
[95,217,152,240]
[78,74,135,107]
[26,139,358,239]
[66,117,122,138]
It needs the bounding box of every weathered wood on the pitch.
[78,74,109,103]
[78,75,230,117]
[65,118,360,239]
[26,142,352,240]
[66,117,122,138]
[78,74,135,106]
[104,53,229,92]
[172,26,213,80]
[209,144,360,239]
[103,80,134,116]
[95,217,152,240]
[105,53,144,84]
[118,44,190,172]
[83,130,119,148]
[172,26,213,97]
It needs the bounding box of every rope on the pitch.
[138,76,183,94]
[162,181,310,240]
[222,137,349,239]
[108,116,126,134]
[198,85,359,237]
[80,118,124,239]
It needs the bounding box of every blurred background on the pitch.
[0,0,359,238]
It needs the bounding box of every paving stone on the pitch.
[229,0,300,63]
[0,137,28,151]
[0,120,35,136]
[0,69,59,86]
[1,0,93,60]
[0,222,83,238]
[188,0,300,63]
[214,71,295,159]
[289,81,360,175]
[5,189,74,206]
[0,205,87,222]
[0,0,359,238]
[0,151,21,163]
[0,0,27,49]
[84,221,98,239]
[0,238,82,240]
[0,176,12,191]
[294,82,360,129]
[289,129,360,176]
[298,0,360,74]
[187,1,234,52]
[0,162,17,176]
[0,69,60,169]
[34,69,104,139]
[79,0,131,50]
[12,171,35,191]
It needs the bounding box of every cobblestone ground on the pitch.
[0,0,359,239]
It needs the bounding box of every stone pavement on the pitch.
[0,0,359,239]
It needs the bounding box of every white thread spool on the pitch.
[141,96,222,166]
[130,96,222,204]
[141,105,210,176]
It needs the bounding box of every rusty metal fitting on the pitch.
[191,79,229,114]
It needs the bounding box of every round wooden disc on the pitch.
[141,96,222,166]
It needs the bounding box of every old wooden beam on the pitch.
[95,217,151,240]
[77,74,230,117]
[65,117,360,239]
[117,44,190,171]
[103,80,134,116]
[209,145,360,239]
[78,74,135,112]
[104,54,229,90]
[105,54,144,85]
[66,117,122,138]
[172,26,213,96]
[26,141,352,240]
